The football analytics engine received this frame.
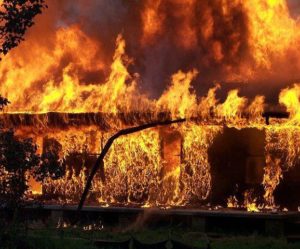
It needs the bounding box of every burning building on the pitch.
[1,0,300,212]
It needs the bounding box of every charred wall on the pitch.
[2,113,300,209]
[209,128,265,206]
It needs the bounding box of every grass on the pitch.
[2,223,300,249]
[13,234,300,249]
[25,228,300,249]
[211,236,300,249]
[27,237,97,249]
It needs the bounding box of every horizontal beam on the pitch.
[0,111,291,128]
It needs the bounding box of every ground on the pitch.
[2,225,300,249]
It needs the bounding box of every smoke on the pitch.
[288,0,300,17]
[122,208,160,232]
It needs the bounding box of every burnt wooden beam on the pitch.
[0,112,172,130]
[0,111,291,128]
[262,112,290,125]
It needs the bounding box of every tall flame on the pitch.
[279,84,300,124]
[245,0,299,69]
[2,0,300,211]
[157,69,198,119]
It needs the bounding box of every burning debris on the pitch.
[0,0,300,213]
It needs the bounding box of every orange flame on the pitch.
[2,0,300,211]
